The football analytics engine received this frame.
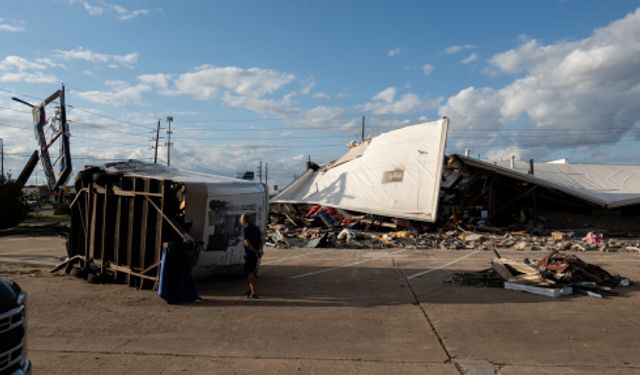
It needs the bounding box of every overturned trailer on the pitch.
[66,160,267,287]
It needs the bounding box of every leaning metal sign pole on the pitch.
[12,84,72,192]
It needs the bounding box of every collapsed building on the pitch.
[272,118,450,222]
[444,155,640,232]
[269,118,640,249]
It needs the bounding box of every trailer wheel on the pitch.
[87,273,102,284]
[70,267,86,278]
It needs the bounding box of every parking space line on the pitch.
[290,249,406,279]
[407,251,480,279]
[261,251,324,266]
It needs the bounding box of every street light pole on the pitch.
[166,116,173,166]
[154,119,161,164]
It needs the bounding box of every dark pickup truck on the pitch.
[0,278,30,375]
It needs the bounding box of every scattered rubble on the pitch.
[269,204,640,253]
[446,250,633,298]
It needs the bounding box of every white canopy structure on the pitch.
[272,118,450,222]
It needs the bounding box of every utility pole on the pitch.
[257,160,263,183]
[361,115,366,141]
[265,163,268,186]
[153,119,161,164]
[166,116,173,166]
[0,138,3,184]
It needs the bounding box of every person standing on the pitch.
[240,213,263,298]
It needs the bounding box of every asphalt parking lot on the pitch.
[1,235,639,374]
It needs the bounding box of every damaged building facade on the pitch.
[268,118,640,249]
[444,155,640,232]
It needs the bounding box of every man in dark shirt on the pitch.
[240,213,263,298]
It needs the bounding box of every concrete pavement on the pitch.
[1,236,639,374]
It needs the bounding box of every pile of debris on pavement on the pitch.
[446,250,633,298]
[268,204,640,253]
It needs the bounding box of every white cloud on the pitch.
[151,64,351,131]
[0,55,59,84]
[72,1,153,21]
[75,81,151,106]
[361,87,440,115]
[485,146,524,162]
[313,92,331,100]
[171,65,298,117]
[373,87,396,103]
[0,56,60,71]
[443,44,476,54]
[83,2,104,15]
[299,77,316,95]
[460,53,478,64]
[112,5,150,21]
[0,21,24,32]
[300,105,353,129]
[1,72,57,84]
[422,64,434,76]
[387,48,402,57]
[138,73,172,91]
[54,47,139,68]
[439,7,640,160]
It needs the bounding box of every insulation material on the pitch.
[272,119,449,222]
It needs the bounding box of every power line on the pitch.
[66,105,155,130]
[64,82,152,117]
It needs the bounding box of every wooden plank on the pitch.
[153,181,165,277]
[112,185,163,197]
[107,264,158,282]
[100,185,108,273]
[491,258,515,281]
[69,187,89,208]
[143,195,191,241]
[84,182,92,266]
[89,185,98,260]
[139,179,150,288]
[51,255,84,273]
[496,257,539,275]
[126,189,135,287]
[114,195,122,266]
[141,261,160,275]
[139,180,149,268]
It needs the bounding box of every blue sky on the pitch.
[1,1,640,189]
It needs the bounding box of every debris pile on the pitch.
[268,204,418,249]
[446,250,633,298]
[269,204,640,252]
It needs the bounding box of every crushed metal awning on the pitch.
[272,118,450,222]
[452,155,640,208]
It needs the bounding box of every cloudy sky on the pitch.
[1,1,639,189]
